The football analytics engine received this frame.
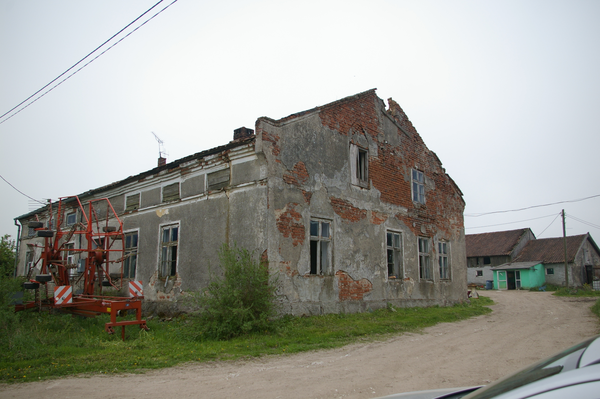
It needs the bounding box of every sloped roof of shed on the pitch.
[514,234,596,264]
[466,228,531,257]
[491,261,541,270]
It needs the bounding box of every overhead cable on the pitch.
[0,173,45,205]
[465,194,600,217]
[0,0,178,125]
[465,213,558,230]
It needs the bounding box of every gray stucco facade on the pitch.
[16,90,468,315]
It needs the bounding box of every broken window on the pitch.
[438,241,450,280]
[162,183,180,203]
[350,144,369,188]
[66,212,77,226]
[387,231,403,279]
[310,219,331,275]
[412,169,425,204]
[124,231,138,279]
[160,224,178,277]
[418,237,432,281]
[126,194,140,212]
[476,270,483,277]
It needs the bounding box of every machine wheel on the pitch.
[37,230,54,237]
[23,282,40,290]
[35,274,52,282]
[28,221,44,228]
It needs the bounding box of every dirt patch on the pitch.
[1,290,598,399]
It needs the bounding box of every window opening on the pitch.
[162,183,180,203]
[126,194,140,212]
[124,232,138,279]
[438,241,450,280]
[476,270,483,277]
[418,237,432,281]
[65,242,76,276]
[160,224,178,277]
[483,256,491,265]
[412,169,425,204]
[546,268,554,275]
[66,212,77,226]
[357,148,368,184]
[515,270,521,289]
[387,231,402,279]
[310,219,331,275]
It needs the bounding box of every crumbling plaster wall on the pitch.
[256,90,466,315]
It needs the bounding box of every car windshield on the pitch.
[463,336,597,399]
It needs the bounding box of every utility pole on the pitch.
[562,209,569,287]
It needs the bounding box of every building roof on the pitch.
[514,234,599,264]
[466,228,532,257]
[491,261,541,270]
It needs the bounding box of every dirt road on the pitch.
[2,290,598,399]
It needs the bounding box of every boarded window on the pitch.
[126,194,140,212]
[207,169,230,191]
[162,183,180,203]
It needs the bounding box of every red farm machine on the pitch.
[16,196,148,340]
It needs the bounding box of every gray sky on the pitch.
[1,0,599,242]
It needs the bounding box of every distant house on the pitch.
[465,228,535,286]
[490,261,545,290]
[511,234,600,288]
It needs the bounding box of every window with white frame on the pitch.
[438,241,450,280]
[310,219,332,275]
[65,242,76,276]
[350,144,369,188]
[66,212,77,226]
[124,231,138,279]
[160,224,178,277]
[418,237,433,281]
[412,169,425,204]
[387,231,403,279]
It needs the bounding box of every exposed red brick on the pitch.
[330,197,367,222]
[262,131,281,156]
[283,161,309,186]
[370,211,388,225]
[276,203,305,246]
[336,270,372,301]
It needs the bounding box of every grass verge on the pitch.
[1,297,493,383]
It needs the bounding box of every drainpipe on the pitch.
[13,218,21,278]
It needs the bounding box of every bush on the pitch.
[186,244,278,340]
[0,235,24,351]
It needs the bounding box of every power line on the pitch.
[465,194,600,217]
[0,0,178,125]
[567,213,600,231]
[537,212,561,238]
[465,213,558,230]
[0,173,45,205]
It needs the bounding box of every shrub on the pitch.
[187,244,278,340]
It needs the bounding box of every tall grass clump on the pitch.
[184,244,278,340]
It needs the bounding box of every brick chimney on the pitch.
[233,127,254,141]
[158,157,166,167]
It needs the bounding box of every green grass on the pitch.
[552,284,600,297]
[0,297,493,383]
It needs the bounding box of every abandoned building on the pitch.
[15,89,468,315]
[467,229,600,289]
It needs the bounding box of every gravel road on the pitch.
[1,290,598,399]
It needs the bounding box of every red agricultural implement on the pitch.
[16,196,148,340]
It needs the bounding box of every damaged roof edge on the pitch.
[15,135,256,221]
[257,88,378,127]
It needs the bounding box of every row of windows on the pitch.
[351,144,426,205]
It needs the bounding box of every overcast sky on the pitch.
[1,0,599,243]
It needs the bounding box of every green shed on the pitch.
[491,261,545,290]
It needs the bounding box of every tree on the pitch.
[0,235,16,277]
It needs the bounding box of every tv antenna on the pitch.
[151,131,168,159]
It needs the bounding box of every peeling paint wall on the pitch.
[257,89,466,315]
